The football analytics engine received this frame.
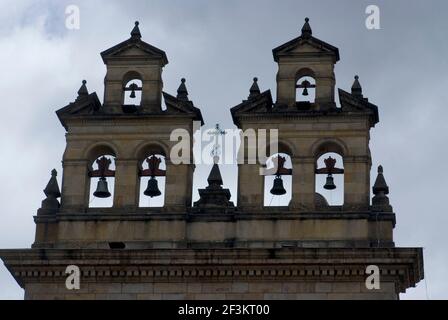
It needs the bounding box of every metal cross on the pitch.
[208,123,226,163]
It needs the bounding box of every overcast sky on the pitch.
[1,0,447,299]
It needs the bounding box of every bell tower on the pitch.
[52,21,203,220]
[273,18,339,110]
[0,19,423,301]
[101,21,168,113]
[232,18,374,212]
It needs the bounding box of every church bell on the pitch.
[144,176,162,198]
[301,80,310,96]
[129,88,136,98]
[324,174,336,190]
[93,177,111,198]
[270,175,287,196]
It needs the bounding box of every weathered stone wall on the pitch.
[24,281,398,300]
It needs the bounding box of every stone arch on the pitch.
[83,142,119,163]
[261,139,296,158]
[133,141,170,162]
[295,67,316,82]
[122,70,143,86]
[310,137,349,159]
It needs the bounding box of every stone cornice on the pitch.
[0,248,423,293]
[33,211,396,224]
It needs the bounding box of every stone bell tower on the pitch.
[1,19,422,300]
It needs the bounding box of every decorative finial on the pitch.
[207,162,223,187]
[208,124,226,163]
[131,21,142,39]
[248,77,261,99]
[301,17,312,39]
[372,165,392,211]
[44,169,61,198]
[373,165,389,195]
[76,80,89,100]
[177,77,189,101]
[351,75,363,98]
[39,169,62,212]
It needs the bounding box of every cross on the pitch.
[207,123,226,163]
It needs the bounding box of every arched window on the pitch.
[315,152,344,207]
[122,71,143,112]
[123,79,142,106]
[264,153,292,207]
[88,154,116,208]
[139,154,166,207]
[296,76,316,104]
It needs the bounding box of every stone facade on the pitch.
[0,19,423,300]
[2,248,421,300]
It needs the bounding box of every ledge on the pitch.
[0,247,423,293]
[34,210,396,225]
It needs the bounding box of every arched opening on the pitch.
[138,153,166,208]
[315,152,344,207]
[295,68,316,107]
[264,153,292,207]
[123,79,142,106]
[296,76,316,104]
[122,71,143,111]
[88,154,116,208]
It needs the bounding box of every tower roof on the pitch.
[272,18,340,63]
[100,21,168,66]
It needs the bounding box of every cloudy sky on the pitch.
[0,0,447,299]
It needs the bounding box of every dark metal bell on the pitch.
[302,87,309,96]
[129,89,136,98]
[144,177,162,198]
[324,174,336,190]
[270,175,287,196]
[93,177,111,198]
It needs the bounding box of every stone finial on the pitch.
[40,169,61,212]
[177,78,189,101]
[193,162,234,211]
[373,165,389,195]
[76,80,89,100]
[301,17,312,39]
[44,169,62,198]
[130,21,142,39]
[372,165,392,211]
[248,77,261,99]
[207,163,223,188]
[351,75,363,98]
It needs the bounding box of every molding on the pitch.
[0,247,423,293]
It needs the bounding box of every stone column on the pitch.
[276,66,296,107]
[237,163,264,210]
[343,156,371,210]
[290,157,315,211]
[315,76,335,109]
[164,162,193,211]
[60,159,89,211]
[113,159,139,210]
